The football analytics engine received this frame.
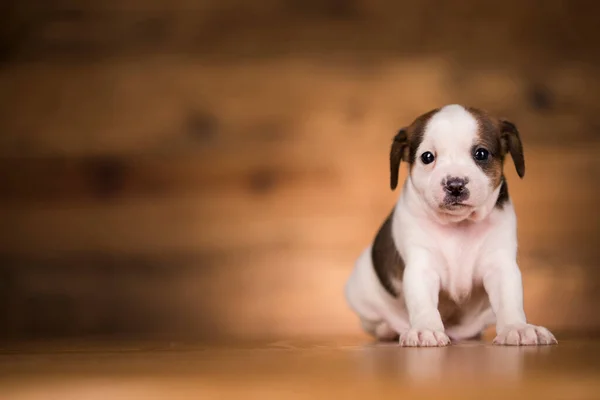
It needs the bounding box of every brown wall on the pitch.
[0,0,599,340]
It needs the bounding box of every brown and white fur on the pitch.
[344,104,557,347]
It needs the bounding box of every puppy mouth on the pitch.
[447,202,469,207]
[440,201,472,211]
[441,192,471,210]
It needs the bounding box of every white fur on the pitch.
[344,105,557,346]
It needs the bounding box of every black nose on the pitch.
[444,178,467,196]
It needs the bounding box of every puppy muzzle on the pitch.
[441,176,470,206]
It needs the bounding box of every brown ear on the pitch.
[390,129,408,190]
[500,120,525,178]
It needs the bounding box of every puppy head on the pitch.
[390,105,524,218]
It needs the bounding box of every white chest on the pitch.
[430,222,492,302]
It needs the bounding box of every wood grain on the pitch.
[0,0,599,340]
[0,60,598,158]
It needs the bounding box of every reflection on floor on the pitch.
[2,334,600,399]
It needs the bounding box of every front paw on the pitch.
[399,329,451,347]
[493,324,558,346]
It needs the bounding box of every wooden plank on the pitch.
[0,248,359,339]
[0,59,449,156]
[2,0,598,65]
[0,150,340,205]
[0,60,598,158]
[0,249,598,339]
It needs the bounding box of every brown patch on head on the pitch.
[389,108,439,190]
[466,107,526,189]
[466,107,505,188]
[406,109,440,165]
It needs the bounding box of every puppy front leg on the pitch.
[483,258,557,346]
[400,254,450,347]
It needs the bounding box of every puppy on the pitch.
[344,104,557,347]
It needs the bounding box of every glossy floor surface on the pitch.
[2,335,600,400]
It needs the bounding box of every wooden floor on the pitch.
[2,335,600,400]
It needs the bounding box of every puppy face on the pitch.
[390,105,524,217]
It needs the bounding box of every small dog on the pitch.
[344,104,557,347]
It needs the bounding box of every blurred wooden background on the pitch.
[0,0,598,341]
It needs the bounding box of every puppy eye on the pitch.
[474,148,489,161]
[420,151,435,165]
